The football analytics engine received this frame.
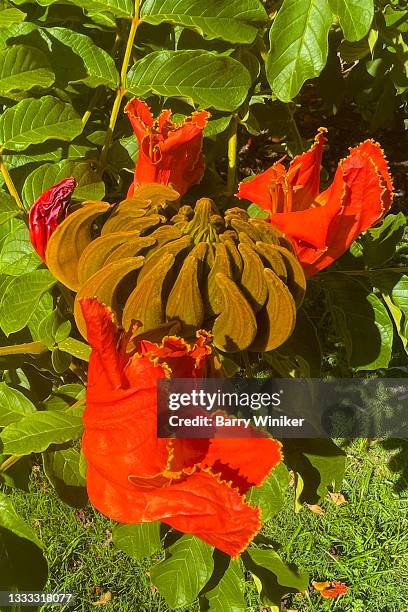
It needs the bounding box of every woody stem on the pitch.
[226,115,238,195]
[100,0,141,167]
[0,153,23,210]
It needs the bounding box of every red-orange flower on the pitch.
[236,129,393,276]
[125,98,210,198]
[28,177,76,262]
[80,298,282,557]
[313,580,349,599]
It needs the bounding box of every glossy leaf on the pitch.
[0,404,84,456]
[58,337,91,361]
[247,463,290,522]
[45,27,119,88]
[22,160,105,209]
[266,0,332,102]
[245,547,309,605]
[0,270,57,335]
[0,96,83,152]
[0,218,41,276]
[112,523,162,560]
[361,213,406,268]
[151,534,214,608]
[0,382,36,427]
[201,556,246,612]
[0,491,48,592]
[371,272,408,354]
[47,0,133,18]
[0,45,54,94]
[283,438,346,505]
[324,275,394,370]
[141,0,267,44]
[0,8,26,29]
[329,0,374,42]
[127,50,251,111]
[43,447,87,508]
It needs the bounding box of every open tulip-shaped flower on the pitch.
[80,298,282,557]
[125,98,210,198]
[28,177,76,262]
[237,129,394,276]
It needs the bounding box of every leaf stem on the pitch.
[0,341,48,356]
[100,1,141,167]
[0,154,23,210]
[286,103,304,155]
[0,454,20,473]
[226,114,238,195]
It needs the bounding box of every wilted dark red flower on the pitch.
[125,98,209,197]
[28,177,76,262]
[237,129,393,276]
[80,298,282,557]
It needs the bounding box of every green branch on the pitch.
[0,154,23,210]
[226,115,238,195]
[100,0,141,167]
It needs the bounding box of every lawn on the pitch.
[6,438,408,612]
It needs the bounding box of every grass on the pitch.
[5,439,408,612]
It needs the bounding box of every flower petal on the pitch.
[288,127,327,211]
[141,471,262,557]
[203,437,283,492]
[28,177,76,262]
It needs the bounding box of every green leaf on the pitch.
[324,275,394,370]
[371,271,408,354]
[151,534,214,608]
[329,0,374,42]
[283,438,346,504]
[0,454,31,490]
[0,22,37,50]
[141,0,267,44]
[0,96,83,152]
[247,463,290,522]
[0,8,26,30]
[245,547,308,605]
[0,270,57,335]
[27,291,54,342]
[22,160,105,209]
[45,27,119,88]
[0,491,48,591]
[63,0,133,18]
[0,44,54,94]
[266,0,332,102]
[43,447,87,507]
[0,218,41,275]
[127,50,251,112]
[0,404,84,456]
[275,308,322,377]
[44,384,85,411]
[58,337,91,361]
[201,557,246,612]
[360,213,406,268]
[112,523,162,560]
[0,382,36,427]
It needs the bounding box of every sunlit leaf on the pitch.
[141,0,267,44]
[0,96,83,152]
[0,45,54,94]
[127,50,251,111]
[266,0,332,102]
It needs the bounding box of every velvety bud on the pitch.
[28,177,76,262]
